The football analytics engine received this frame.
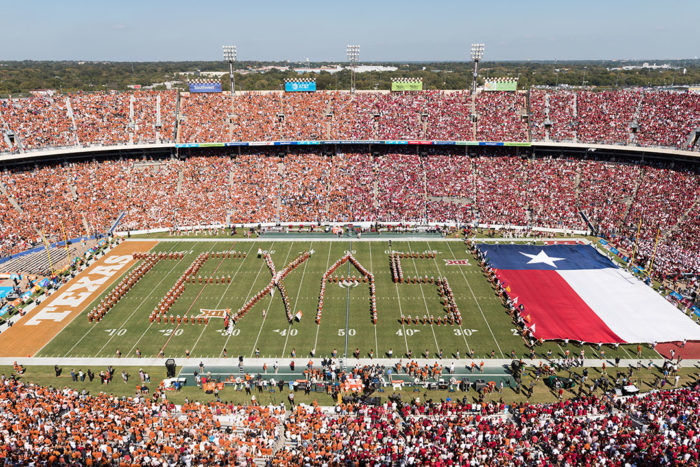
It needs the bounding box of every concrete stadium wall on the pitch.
[0,141,698,167]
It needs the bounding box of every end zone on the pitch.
[0,240,158,357]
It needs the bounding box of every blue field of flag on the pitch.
[478,244,615,271]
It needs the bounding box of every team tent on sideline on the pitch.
[480,244,700,344]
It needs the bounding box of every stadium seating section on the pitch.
[0,90,177,152]
[0,88,698,278]
[1,89,699,150]
[0,88,698,464]
[0,150,697,280]
[0,374,698,464]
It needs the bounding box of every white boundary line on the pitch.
[445,241,505,358]
[392,277,411,356]
[406,242,441,356]
[190,243,255,355]
[249,242,294,358]
[312,242,333,355]
[54,241,176,358]
[128,237,466,243]
[220,243,273,353]
[7,356,690,368]
[126,243,218,357]
[426,240,472,355]
[280,242,314,359]
[369,241,378,354]
[93,242,186,357]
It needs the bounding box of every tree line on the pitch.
[1,60,699,96]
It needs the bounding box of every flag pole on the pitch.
[630,217,642,268]
[60,220,71,265]
[647,227,661,274]
[40,230,54,276]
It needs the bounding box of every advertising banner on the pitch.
[285,81,316,92]
[188,81,222,93]
[484,80,518,91]
[391,81,422,91]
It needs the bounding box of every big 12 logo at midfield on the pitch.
[194,309,229,319]
[444,259,470,266]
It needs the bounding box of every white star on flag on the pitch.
[520,250,565,268]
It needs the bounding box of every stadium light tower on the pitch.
[470,43,485,95]
[347,44,360,93]
[222,45,237,94]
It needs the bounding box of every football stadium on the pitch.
[1,7,700,465]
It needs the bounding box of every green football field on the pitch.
[38,239,660,361]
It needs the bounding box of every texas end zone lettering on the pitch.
[25,255,133,326]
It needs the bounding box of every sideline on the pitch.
[128,237,464,243]
[1,357,696,368]
[127,237,593,243]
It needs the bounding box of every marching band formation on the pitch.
[317,253,377,325]
[87,252,184,323]
[229,251,312,330]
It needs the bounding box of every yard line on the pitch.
[66,241,181,357]
[406,242,441,356]
[343,240,352,366]
[249,242,294,357]
[425,241,471,355]
[220,243,273,354]
[392,274,411,356]
[312,242,333,356]
[589,343,634,361]
[248,295,276,358]
[619,345,635,359]
[92,242,188,357]
[280,241,314,358]
[158,252,229,355]
[190,243,255,356]
[369,241,378,355]
[445,240,504,358]
[127,242,218,357]
[343,240,352,361]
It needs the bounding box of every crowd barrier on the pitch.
[0,235,99,265]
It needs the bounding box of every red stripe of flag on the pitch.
[499,269,624,343]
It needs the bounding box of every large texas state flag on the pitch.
[479,244,700,344]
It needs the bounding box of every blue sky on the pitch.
[1,0,698,61]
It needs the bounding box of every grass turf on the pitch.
[37,239,660,361]
[3,364,696,407]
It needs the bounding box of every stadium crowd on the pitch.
[636,91,700,149]
[473,154,529,226]
[229,153,281,224]
[475,91,528,142]
[275,384,700,465]
[0,375,283,464]
[1,364,698,465]
[0,91,176,152]
[575,90,641,145]
[325,152,376,222]
[375,153,426,222]
[3,88,699,150]
[0,150,697,279]
[530,89,577,142]
[424,153,475,223]
[530,88,700,150]
[0,94,75,151]
[0,356,700,465]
